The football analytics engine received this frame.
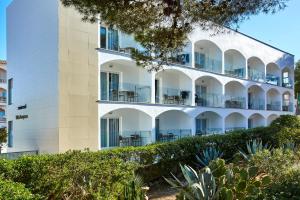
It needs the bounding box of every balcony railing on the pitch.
[194,54,222,73]
[168,53,190,66]
[195,93,223,108]
[248,99,265,110]
[196,128,223,136]
[0,79,6,83]
[225,127,246,133]
[225,67,245,78]
[248,68,265,82]
[282,102,293,112]
[157,129,192,143]
[157,87,191,105]
[102,82,151,103]
[119,131,151,147]
[225,96,246,109]
[266,74,280,86]
[267,101,281,111]
[0,117,6,123]
[282,77,293,88]
[0,96,6,103]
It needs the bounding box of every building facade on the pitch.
[7,0,295,153]
[0,60,8,151]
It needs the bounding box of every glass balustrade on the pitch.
[194,53,222,73]
[266,74,280,86]
[224,96,246,109]
[225,127,246,133]
[157,129,192,142]
[225,67,245,78]
[248,69,265,82]
[195,93,223,108]
[157,87,191,105]
[248,99,265,110]
[101,82,151,103]
[119,131,152,147]
[267,101,281,111]
[196,128,223,136]
[282,102,293,112]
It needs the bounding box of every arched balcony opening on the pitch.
[282,91,293,112]
[248,85,265,110]
[194,40,222,73]
[155,70,192,105]
[100,60,152,103]
[156,110,192,142]
[267,114,279,126]
[195,111,222,135]
[195,76,223,108]
[167,40,192,67]
[0,108,6,124]
[225,112,247,132]
[224,49,246,78]
[100,108,152,148]
[282,67,294,88]
[266,63,280,86]
[225,81,246,109]
[0,88,6,104]
[247,57,265,82]
[248,114,265,128]
[266,89,281,111]
[0,69,6,84]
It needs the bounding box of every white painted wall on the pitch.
[7,0,59,153]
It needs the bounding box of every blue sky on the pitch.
[0,0,299,61]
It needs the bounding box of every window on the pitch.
[8,78,13,105]
[8,121,13,148]
[100,72,119,101]
[108,27,119,51]
[100,26,107,49]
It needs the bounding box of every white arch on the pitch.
[225,112,247,132]
[224,49,246,78]
[248,113,265,128]
[102,107,152,118]
[267,114,279,126]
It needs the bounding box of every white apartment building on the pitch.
[7,0,294,153]
[0,61,7,130]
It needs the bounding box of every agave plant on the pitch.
[196,146,223,167]
[119,176,146,200]
[164,164,218,200]
[239,139,269,161]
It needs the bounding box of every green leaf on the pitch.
[261,176,271,186]
[239,169,248,180]
[237,181,247,191]
[248,167,258,178]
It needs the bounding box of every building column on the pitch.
[191,42,195,68]
[221,117,226,134]
[222,84,226,108]
[151,72,156,104]
[222,52,225,74]
[245,58,248,79]
[191,118,196,136]
[191,79,196,106]
[151,116,156,143]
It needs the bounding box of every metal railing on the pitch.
[266,74,280,86]
[248,68,265,82]
[225,67,245,78]
[225,127,246,133]
[0,150,38,160]
[157,87,191,105]
[195,93,223,108]
[225,96,246,109]
[248,99,265,110]
[0,96,6,103]
[282,102,293,112]
[282,77,293,88]
[0,79,6,83]
[102,82,151,103]
[267,101,281,111]
[157,129,192,143]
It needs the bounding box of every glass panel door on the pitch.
[155,79,160,103]
[101,119,108,148]
[100,26,107,49]
[109,73,119,101]
[155,118,160,140]
[108,28,119,51]
[109,118,120,147]
[101,72,108,100]
[196,118,207,133]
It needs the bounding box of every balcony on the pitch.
[0,96,6,103]
[225,68,245,78]
[282,77,293,88]
[267,102,281,111]
[248,99,265,110]
[225,96,246,109]
[158,88,191,105]
[225,127,246,133]
[196,128,223,136]
[248,68,265,82]
[0,117,6,123]
[195,93,223,108]
[282,103,293,112]
[0,79,6,83]
[168,53,191,66]
[266,74,280,86]
[156,129,192,143]
[119,131,152,147]
[194,54,222,73]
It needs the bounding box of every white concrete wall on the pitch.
[7,0,59,153]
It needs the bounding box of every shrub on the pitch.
[0,177,39,200]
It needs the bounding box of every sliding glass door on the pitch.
[101,118,120,148]
[101,72,119,101]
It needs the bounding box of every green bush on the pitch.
[270,115,300,130]
[0,115,298,199]
[0,177,39,200]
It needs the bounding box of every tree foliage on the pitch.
[0,128,7,153]
[60,0,288,70]
[295,60,300,99]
